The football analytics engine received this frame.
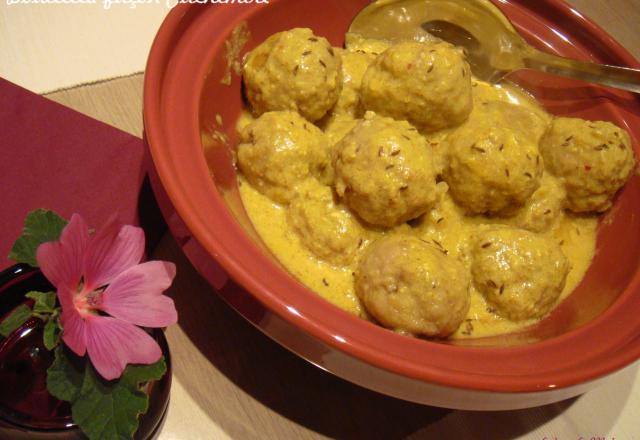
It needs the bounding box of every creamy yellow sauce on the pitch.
[235,52,598,340]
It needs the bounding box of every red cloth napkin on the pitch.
[0,78,146,270]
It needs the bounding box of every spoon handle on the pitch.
[522,47,640,93]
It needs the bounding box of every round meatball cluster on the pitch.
[243,28,342,122]
[333,114,438,227]
[238,28,637,340]
[355,236,470,337]
[237,111,330,204]
[471,228,570,321]
[540,117,636,213]
[361,40,473,132]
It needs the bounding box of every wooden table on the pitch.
[44,2,640,438]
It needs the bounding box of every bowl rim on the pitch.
[144,0,640,393]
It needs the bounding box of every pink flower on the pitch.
[36,214,177,380]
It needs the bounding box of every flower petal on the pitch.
[83,217,145,290]
[84,315,162,380]
[36,214,89,290]
[59,298,87,356]
[100,262,177,328]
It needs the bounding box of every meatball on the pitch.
[242,28,342,122]
[237,111,330,204]
[512,174,565,233]
[540,117,636,213]
[471,228,570,321]
[355,236,470,337]
[361,41,472,133]
[287,183,365,266]
[333,113,438,227]
[331,49,375,117]
[445,115,543,215]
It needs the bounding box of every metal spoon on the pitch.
[348,0,640,93]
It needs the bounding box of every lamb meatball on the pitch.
[471,228,570,321]
[512,174,565,233]
[242,28,342,122]
[237,111,330,204]
[333,113,438,227]
[287,183,365,266]
[540,117,636,213]
[355,236,470,337]
[445,116,543,215]
[361,41,472,132]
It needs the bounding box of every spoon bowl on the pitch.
[348,0,640,91]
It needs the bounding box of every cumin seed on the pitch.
[481,242,491,248]
[302,50,312,56]
[319,59,327,68]
[322,278,329,286]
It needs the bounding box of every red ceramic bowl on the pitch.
[144,0,640,409]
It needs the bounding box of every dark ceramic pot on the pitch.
[0,264,171,440]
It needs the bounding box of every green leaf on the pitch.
[72,359,166,440]
[43,318,61,350]
[47,346,84,402]
[8,209,68,267]
[26,291,57,314]
[0,304,32,337]
[47,347,167,440]
[121,358,167,388]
